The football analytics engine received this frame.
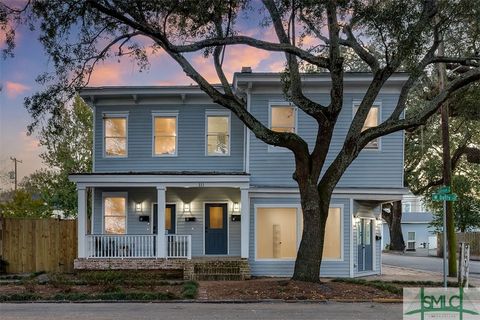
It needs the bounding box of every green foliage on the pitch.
[405,83,480,232]
[0,190,52,218]
[182,280,199,299]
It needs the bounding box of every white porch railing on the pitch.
[85,234,192,259]
[166,234,192,259]
[86,235,156,258]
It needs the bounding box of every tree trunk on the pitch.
[291,181,330,282]
[383,201,405,251]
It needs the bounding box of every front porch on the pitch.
[70,173,250,265]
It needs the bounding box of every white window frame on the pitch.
[402,202,412,213]
[352,101,382,151]
[205,110,231,157]
[103,112,129,158]
[268,102,298,153]
[253,203,344,262]
[102,192,128,235]
[407,231,416,250]
[152,111,179,157]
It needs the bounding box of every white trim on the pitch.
[152,112,179,157]
[150,202,178,235]
[245,88,251,173]
[352,100,382,151]
[267,102,298,152]
[203,201,230,256]
[92,105,96,172]
[349,198,354,278]
[90,187,95,234]
[102,113,129,158]
[101,192,128,235]
[407,231,416,250]
[205,111,231,157]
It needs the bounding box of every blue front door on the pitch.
[357,218,373,271]
[205,203,228,255]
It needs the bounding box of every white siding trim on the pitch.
[349,198,354,278]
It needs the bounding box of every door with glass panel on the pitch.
[205,203,228,255]
[357,218,373,271]
[153,204,176,235]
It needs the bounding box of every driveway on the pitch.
[382,252,480,279]
[0,302,401,320]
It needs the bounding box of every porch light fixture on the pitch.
[135,202,143,213]
[233,202,240,213]
[183,202,196,222]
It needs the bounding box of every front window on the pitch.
[270,105,296,133]
[207,115,230,156]
[256,206,342,260]
[104,196,126,234]
[154,116,177,156]
[402,202,412,213]
[354,104,380,149]
[104,116,127,156]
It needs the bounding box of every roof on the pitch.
[69,171,249,176]
[402,212,434,223]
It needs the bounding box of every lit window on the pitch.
[154,116,177,156]
[104,196,126,234]
[256,207,342,260]
[104,117,127,156]
[256,208,298,259]
[354,104,380,149]
[270,105,296,133]
[207,115,230,156]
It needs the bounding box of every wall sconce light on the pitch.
[183,202,196,222]
[233,202,240,213]
[135,202,143,213]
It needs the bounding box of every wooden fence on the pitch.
[437,232,480,258]
[0,217,77,273]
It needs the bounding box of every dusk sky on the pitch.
[0,3,297,190]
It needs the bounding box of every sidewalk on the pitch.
[366,265,480,286]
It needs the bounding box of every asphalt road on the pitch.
[382,253,480,279]
[0,302,402,320]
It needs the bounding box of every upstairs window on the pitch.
[206,113,230,156]
[354,103,380,150]
[153,115,177,156]
[104,115,127,157]
[270,105,296,133]
[104,195,126,234]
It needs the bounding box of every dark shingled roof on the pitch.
[70,171,249,176]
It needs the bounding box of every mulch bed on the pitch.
[198,278,402,301]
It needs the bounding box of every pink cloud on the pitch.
[4,81,30,98]
[88,63,125,86]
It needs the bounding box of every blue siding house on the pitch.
[70,72,408,279]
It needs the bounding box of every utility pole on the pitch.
[9,157,22,191]
[437,33,457,277]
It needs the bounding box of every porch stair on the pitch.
[185,258,250,281]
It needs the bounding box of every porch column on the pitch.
[156,186,166,258]
[77,186,87,258]
[240,188,250,259]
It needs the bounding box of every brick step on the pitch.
[193,273,244,281]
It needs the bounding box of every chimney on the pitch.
[241,66,252,73]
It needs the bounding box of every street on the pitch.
[0,302,401,320]
[383,253,480,279]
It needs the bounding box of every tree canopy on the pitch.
[2,0,480,282]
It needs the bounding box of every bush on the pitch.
[182,281,199,299]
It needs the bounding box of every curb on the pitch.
[0,298,402,304]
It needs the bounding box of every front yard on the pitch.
[0,271,467,302]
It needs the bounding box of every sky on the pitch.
[0,2,293,191]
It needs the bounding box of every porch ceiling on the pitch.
[69,171,250,189]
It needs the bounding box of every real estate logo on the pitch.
[404,287,480,319]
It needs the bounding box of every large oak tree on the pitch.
[2,0,480,282]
